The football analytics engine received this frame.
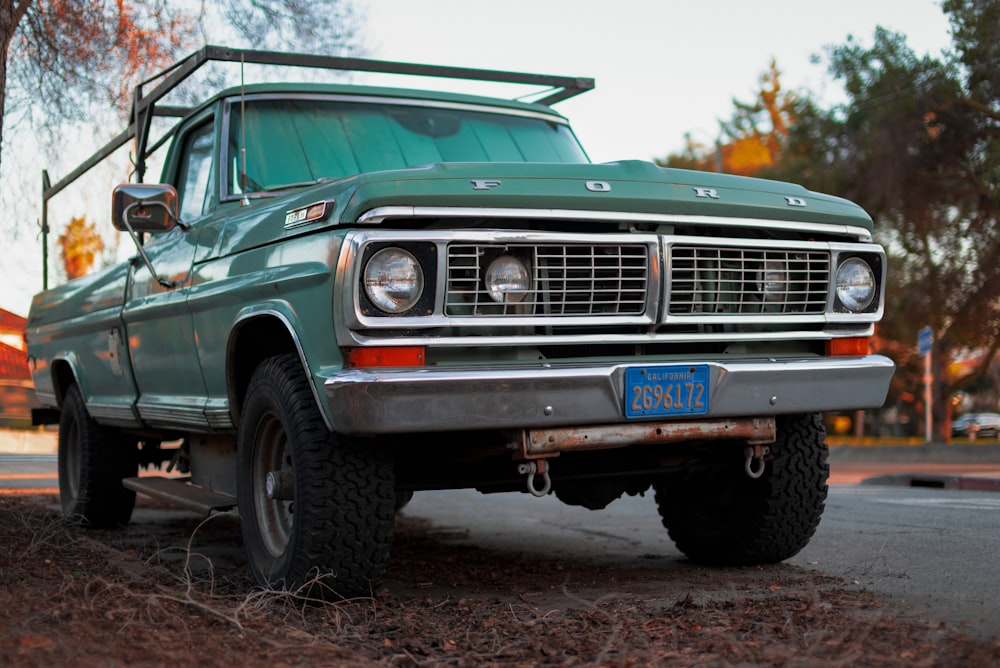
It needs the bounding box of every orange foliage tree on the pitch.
[0,1,193,170]
[657,60,800,176]
[57,215,104,280]
[0,1,364,171]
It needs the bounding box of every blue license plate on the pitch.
[624,364,710,418]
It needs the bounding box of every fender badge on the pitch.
[586,181,611,192]
[285,200,334,228]
[785,196,807,207]
[693,187,720,199]
[471,179,502,190]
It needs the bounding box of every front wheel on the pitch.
[653,413,829,566]
[237,354,395,598]
[58,384,138,527]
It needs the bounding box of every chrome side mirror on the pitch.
[111,183,179,233]
[111,183,184,289]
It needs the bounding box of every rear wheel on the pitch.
[653,413,828,566]
[58,384,138,527]
[237,354,395,598]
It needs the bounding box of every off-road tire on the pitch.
[237,354,395,599]
[58,384,138,527]
[653,413,828,566]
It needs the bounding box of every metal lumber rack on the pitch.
[39,45,595,288]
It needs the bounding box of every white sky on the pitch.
[0,0,953,316]
[364,0,954,162]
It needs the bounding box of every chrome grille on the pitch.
[446,243,649,317]
[669,245,830,315]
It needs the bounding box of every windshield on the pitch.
[226,96,589,197]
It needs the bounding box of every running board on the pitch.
[122,476,237,514]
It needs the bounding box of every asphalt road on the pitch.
[3,438,1000,641]
[397,483,1000,641]
[796,485,1000,640]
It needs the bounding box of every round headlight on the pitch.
[836,258,876,312]
[364,248,424,314]
[757,259,787,302]
[485,255,531,303]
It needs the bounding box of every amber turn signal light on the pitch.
[826,337,871,356]
[345,346,425,368]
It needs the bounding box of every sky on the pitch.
[0,0,954,316]
[364,0,954,163]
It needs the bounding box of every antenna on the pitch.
[240,53,249,207]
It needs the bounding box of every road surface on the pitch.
[3,434,1000,641]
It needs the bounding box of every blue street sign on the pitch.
[918,326,933,356]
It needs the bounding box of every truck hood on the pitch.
[332,160,872,232]
[212,160,873,260]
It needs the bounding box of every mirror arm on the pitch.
[121,202,183,289]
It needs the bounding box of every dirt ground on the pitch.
[2,494,999,667]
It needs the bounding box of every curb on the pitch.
[861,473,1000,493]
[830,444,1000,464]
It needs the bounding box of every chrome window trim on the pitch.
[357,206,875,242]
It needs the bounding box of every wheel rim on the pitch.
[252,413,295,559]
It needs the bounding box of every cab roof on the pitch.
[44,45,593,206]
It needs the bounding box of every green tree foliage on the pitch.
[783,3,1000,441]
[660,1,1000,440]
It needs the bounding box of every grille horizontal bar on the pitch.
[446,243,649,316]
[669,246,830,315]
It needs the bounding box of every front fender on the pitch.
[226,302,341,430]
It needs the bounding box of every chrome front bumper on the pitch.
[325,355,895,436]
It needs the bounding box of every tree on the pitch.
[57,215,104,279]
[764,3,1000,441]
[1,1,191,171]
[1,1,363,313]
[657,60,804,176]
[660,3,1000,441]
[0,0,364,170]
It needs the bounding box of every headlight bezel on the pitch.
[359,243,436,316]
[834,255,880,314]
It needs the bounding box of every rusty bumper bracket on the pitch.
[520,417,776,458]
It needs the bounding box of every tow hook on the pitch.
[744,444,771,479]
[517,459,552,497]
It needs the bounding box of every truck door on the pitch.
[122,115,218,430]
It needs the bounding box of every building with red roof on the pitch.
[0,309,37,426]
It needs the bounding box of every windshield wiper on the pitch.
[262,177,331,192]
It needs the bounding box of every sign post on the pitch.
[918,327,933,443]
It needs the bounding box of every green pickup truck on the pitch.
[27,46,893,598]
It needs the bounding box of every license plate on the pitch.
[625,364,710,418]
